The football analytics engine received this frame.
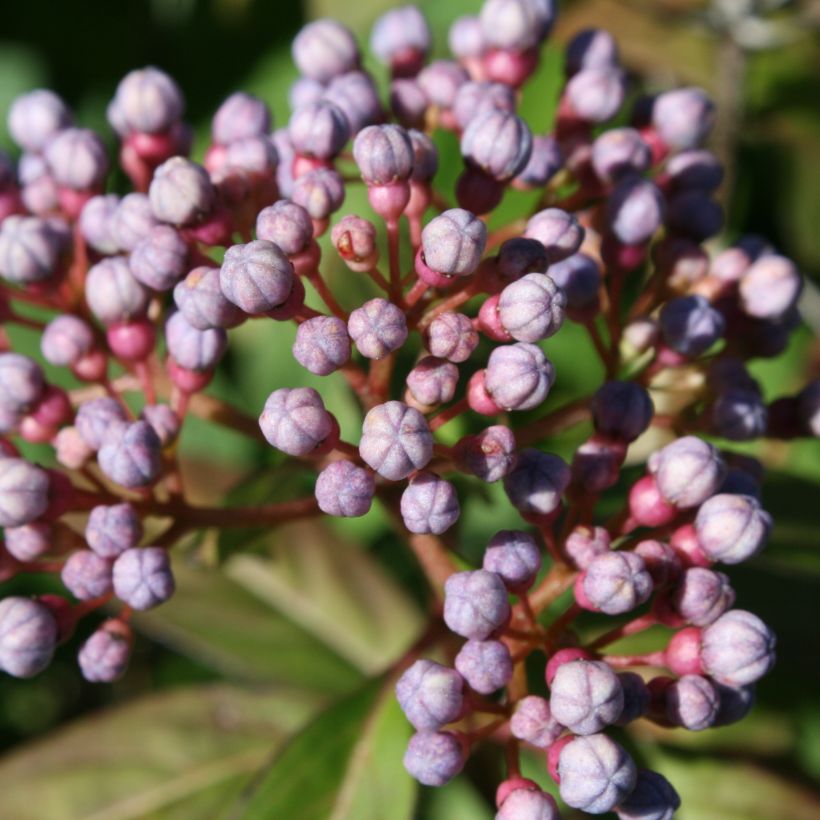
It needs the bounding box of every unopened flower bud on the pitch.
[290,167,345,220]
[61,550,113,601]
[592,128,651,184]
[0,597,57,678]
[417,60,469,111]
[738,255,802,321]
[348,298,408,360]
[86,503,143,559]
[565,525,610,570]
[711,389,767,441]
[149,157,215,226]
[455,639,512,694]
[370,5,431,76]
[649,436,726,509]
[483,529,541,591]
[510,696,563,748]
[485,343,555,411]
[323,71,382,135]
[289,100,350,160]
[615,671,650,725]
[400,472,460,534]
[652,87,714,150]
[78,619,133,683]
[80,194,120,255]
[292,19,360,83]
[8,89,71,152]
[670,566,734,626]
[550,660,624,735]
[0,458,49,528]
[525,208,584,263]
[44,128,108,190]
[504,449,570,517]
[406,357,458,407]
[421,208,487,277]
[396,659,464,730]
[452,81,515,131]
[449,15,486,62]
[353,124,415,189]
[591,381,653,443]
[565,67,626,123]
[293,316,351,376]
[665,674,720,730]
[86,256,150,325]
[425,312,478,363]
[454,425,517,483]
[173,266,244,330]
[701,609,776,686]
[332,214,378,272]
[513,135,563,189]
[548,252,602,317]
[98,421,162,488]
[110,67,183,135]
[694,493,771,564]
[615,769,680,820]
[112,547,175,610]
[256,201,313,256]
[565,28,619,76]
[75,398,128,450]
[259,387,334,457]
[479,0,553,50]
[497,787,560,820]
[359,401,433,480]
[444,570,510,640]
[606,177,665,246]
[314,460,374,517]
[461,110,533,182]
[165,311,227,372]
[211,92,270,144]
[497,273,566,343]
[390,80,428,129]
[0,353,45,414]
[0,216,63,285]
[112,192,158,252]
[403,731,466,786]
[220,239,295,314]
[578,551,653,615]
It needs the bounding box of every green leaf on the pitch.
[422,778,493,820]
[239,679,415,820]
[0,683,323,820]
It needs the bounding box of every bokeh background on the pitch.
[0,0,819,817]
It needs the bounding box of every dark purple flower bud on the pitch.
[591,381,653,443]
[0,353,44,413]
[75,398,128,450]
[798,380,820,437]
[293,316,351,376]
[323,71,383,135]
[400,472,460,534]
[652,87,715,150]
[173,266,244,330]
[288,101,350,160]
[565,68,626,123]
[417,61,469,110]
[455,639,512,694]
[592,128,651,184]
[648,436,726,508]
[634,539,681,587]
[659,295,725,358]
[510,696,563,748]
[694,493,771,564]
[580,551,653,615]
[86,503,143,559]
[548,253,601,316]
[129,225,188,292]
[571,437,627,494]
[615,770,680,820]
[370,6,431,73]
[565,525,610,570]
[707,357,759,395]
[666,191,723,242]
[220,239,294,314]
[496,238,548,280]
[497,273,566,343]
[289,77,325,111]
[672,567,735,626]
[480,0,554,50]
[565,28,619,76]
[483,530,541,590]
[86,256,150,325]
[8,89,71,152]
[0,459,49,527]
[61,550,113,601]
[109,67,183,135]
[80,194,120,255]
[425,312,478,362]
[255,201,313,256]
[664,149,723,193]
[0,216,63,285]
[550,660,624,735]
[406,357,458,407]
[452,82,516,131]
[165,311,227,372]
[449,16,486,60]
[211,92,270,144]
[44,128,108,191]
[4,523,51,562]
[461,110,532,182]
[259,387,334,457]
[396,659,464,730]
[314,460,374,517]
[503,449,570,517]
[455,425,517,483]
[738,255,802,321]
[403,731,466,786]
[78,619,132,683]
[443,569,510,640]
[558,734,637,814]
[141,404,179,447]
[112,547,175,610]
[290,167,345,220]
[359,401,433,480]
[0,597,57,678]
[421,208,487,277]
[272,129,295,198]
[525,208,584,263]
[711,389,767,441]
[701,609,775,686]
[111,193,158,252]
[615,672,650,725]
[513,135,563,189]
[353,124,414,186]
[390,80,429,130]
[348,298,408,360]
[149,157,215,226]
[485,343,556,411]
[292,19,360,83]
[98,421,162,488]
[498,787,560,820]
[665,674,720,730]
[606,177,665,245]
[713,683,755,726]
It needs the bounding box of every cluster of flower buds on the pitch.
[0,0,813,813]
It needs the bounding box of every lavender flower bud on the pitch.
[713,683,755,727]
[288,101,350,160]
[665,674,720,730]
[18,154,58,216]
[149,157,215,226]
[497,273,566,343]
[564,526,610,570]
[0,597,57,678]
[417,61,469,111]
[112,547,175,610]
[664,149,724,193]
[513,135,563,189]
[455,639,512,694]
[165,311,227,372]
[290,167,345,220]
[606,177,665,246]
[4,523,51,562]
[400,472,460,534]
[8,89,71,152]
[548,253,601,314]
[0,353,45,413]
[129,225,188,292]
[483,530,541,590]
[0,216,62,285]
[566,28,619,76]
[109,67,183,134]
[652,87,715,150]
[425,312,478,363]
[452,82,516,131]
[220,239,295,314]
[565,68,626,123]
[44,128,108,190]
[550,659,624,735]
[403,731,466,786]
[649,436,726,508]
[173,266,244,330]
[498,788,560,820]
[455,425,517,483]
[558,734,637,814]
[348,298,408,359]
[353,124,414,186]
[461,110,532,182]
[485,343,556,411]
[590,381,654,442]
[701,609,776,686]
[504,449,570,516]
[390,80,429,130]
[293,316,351,376]
[396,659,464,730]
[292,19,360,83]
[580,552,653,615]
[314,460,374,517]
[510,696,563,748]
[323,71,383,135]
[259,387,334,457]
[61,550,113,601]
[80,194,120,255]
[615,672,650,725]
[738,255,802,321]
[211,92,270,144]
[272,129,295,197]
[421,208,487,277]
[86,256,150,325]
[615,770,680,820]
[112,193,158,252]
[449,15,486,61]
[0,459,49,527]
[694,493,771,564]
[370,6,432,73]
[479,0,553,50]
[359,401,433,480]
[78,620,132,683]
[75,398,128,450]
[443,570,510,640]
[525,208,584,263]
[86,503,143,559]
[592,128,651,184]
[672,567,735,626]
[98,421,162,488]
[711,389,767,441]
[289,77,325,110]
[255,201,313,256]
[406,357,458,406]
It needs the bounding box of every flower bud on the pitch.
[406,357,458,407]
[548,252,602,317]
[0,597,57,678]
[592,127,651,184]
[482,530,541,591]
[400,472,460,534]
[591,381,653,443]
[396,659,464,730]
[578,551,653,615]
[425,312,478,363]
[323,71,383,135]
[606,177,665,245]
[497,273,566,343]
[259,387,334,457]
[504,449,570,517]
[497,787,560,820]
[701,609,776,686]
[403,731,466,787]
[353,124,415,186]
[98,421,162,488]
[129,224,189,292]
[8,89,71,152]
[652,87,714,150]
[666,190,723,242]
[314,460,374,517]
[331,215,378,272]
[513,135,563,189]
[571,437,627,493]
[80,194,120,255]
[4,522,51,562]
[112,192,158,252]
[165,311,227,372]
[417,61,469,111]
[665,674,720,730]
[738,255,802,321]
[0,458,49,527]
[61,550,113,601]
[564,525,610,570]
[272,129,295,198]
[615,671,650,725]
[293,316,351,376]
[290,167,345,220]
[479,0,553,50]
[149,157,215,226]
[510,696,563,748]
[41,316,95,371]
[289,77,324,110]
[289,100,350,160]
[615,769,680,820]
[112,547,175,610]
[78,619,133,683]
[75,398,128,450]
[0,353,45,414]
[454,639,512,694]
[565,28,619,76]
[292,19,360,83]
[370,6,431,76]
[670,566,734,626]
[713,683,755,727]
[485,343,555,411]
[109,67,183,135]
[173,266,244,330]
[461,110,532,181]
[496,238,548,282]
[390,80,428,129]
[86,256,150,325]
[255,201,313,256]
[449,15,486,62]
[443,570,510,640]
[663,149,723,194]
[44,128,108,190]
[798,380,820,437]
[86,503,143,559]
[358,401,433,480]
[211,92,270,144]
[421,208,487,277]
[220,239,295,314]
[550,660,624,735]
[348,298,408,360]
[0,216,63,285]
[525,208,584,263]
[565,68,626,123]
[694,493,771,564]
[710,389,767,441]
[649,436,726,509]
[454,425,517,483]
[452,81,516,131]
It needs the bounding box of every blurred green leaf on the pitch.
[422,777,493,820]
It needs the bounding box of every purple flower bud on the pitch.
[8,89,71,152]
[370,6,431,72]
[220,135,278,177]
[591,381,653,442]
[220,239,294,314]
[129,225,188,292]
[98,421,162,488]
[565,68,626,123]
[290,167,345,220]
[449,16,486,61]
[403,731,466,786]
[314,460,374,517]
[0,459,49,527]
[665,674,720,730]
[483,530,541,590]
[455,639,512,694]
[425,312,478,363]
[701,609,775,686]
[112,193,158,252]
[80,194,120,255]
[615,770,680,820]
[713,683,755,727]
[390,80,429,130]
[498,788,560,820]
[581,552,653,615]
[443,569,510,640]
[592,128,651,184]
[671,567,735,626]
[711,389,767,441]
[323,71,383,135]
[211,92,270,144]
[738,255,802,321]
[547,252,602,315]
[417,61,469,111]
[353,124,414,186]
[113,547,175,610]
[44,128,108,190]
[0,597,57,678]
[565,525,610,570]
[504,449,569,516]
[61,550,113,601]
[406,357,458,406]
[485,343,555,411]
[288,101,350,160]
[497,272,566,343]
[75,398,128,450]
[455,425,517,483]
[496,238,549,280]
[86,256,150,325]
[664,149,724,193]
[513,135,563,189]
[666,191,723,242]
[4,523,51,562]
[479,0,554,50]
[86,503,143,559]
[141,404,180,447]
[289,77,325,110]
[0,353,45,413]
[173,266,244,330]
[359,401,433,480]
[422,208,487,277]
[452,81,516,131]
[652,87,715,150]
[400,472,460,534]
[559,734,637,814]
[78,620,132,683]
[348,298,408,360]
[292,19,360,83]
[149,157,215,226]
[510,696,563,748]
[396,659,464,730]
[694,493,771,564]
[293,316,351,376]
[0,215,63,285]
[649,436,726,508]
[259,387,334,457]
[659,295,725,358]
[18,154,58,216]
[634,539,681,588]
[615,671,650,725]
[550,660,624,735]
[798,380,820,437]
[272,129,295,197]
[566,28,619,76]
[525,208,584,263]
[165,311,227,372]
[255,201,313,256]
[606,177,665,246]
[461,110,533,182]
[109,67,183,135]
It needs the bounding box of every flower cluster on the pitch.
[0,0,814,815]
